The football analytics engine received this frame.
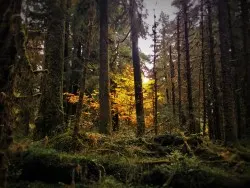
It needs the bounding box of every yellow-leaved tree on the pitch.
[64,63,165,133]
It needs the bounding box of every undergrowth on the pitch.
[8,132,250,188]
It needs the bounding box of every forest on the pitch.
[0,0,250,187]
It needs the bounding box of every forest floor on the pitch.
[7,130,250,188]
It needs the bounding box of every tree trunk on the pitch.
[163,48,170,106]
[99,0,112,134]
[169,45,176,118]
[200,0,206,135]
[218,0,237,143]
[162,31,170,108]
[68,41,82,119]
[74,3,95,137]
[207,0,221,140]
[35,0,65,138]
[129,0,145,137]
[64,0,71,93]
[0,0,22,187]
[64,0,72,124]
[227,1,242,138]
[182,1,195,133]
[111,80,119,132]
[204,1,213,139]
[153,19,158,135]
[176,15,183,128]
[241,0,250,136]
[74,46,88,137]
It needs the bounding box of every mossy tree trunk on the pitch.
[99,0,112,134]
[0,0,23,187]
[35,0,65,138]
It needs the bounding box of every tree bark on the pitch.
[129,0,145,137]
[99,0,112,134]
[207,0,221,140]
[64,0,71,93]
[0,0,22,187]
[35,0,65,138]
[64,0,72,124]
[111,80,119,132]
[153,19,158,135]
[182,1,195,133]
[200,0,206,135]
[218,0,237,143]
[176,15,183,128]
[68,40,82,119]
[74,3,95,137]
[227,1,241,138]
[169,45,176,118]
[241,0,250,136]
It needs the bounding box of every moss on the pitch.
[92,176,126,188]
[47,131,82,152]
[23,147,90,166]
[8,181,60,188]
[10,147,103,185]
[9,135,250,187]
[140,155,250,188]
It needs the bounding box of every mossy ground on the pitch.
[8,131,250,188]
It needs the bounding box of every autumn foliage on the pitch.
[64,64,164,130]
